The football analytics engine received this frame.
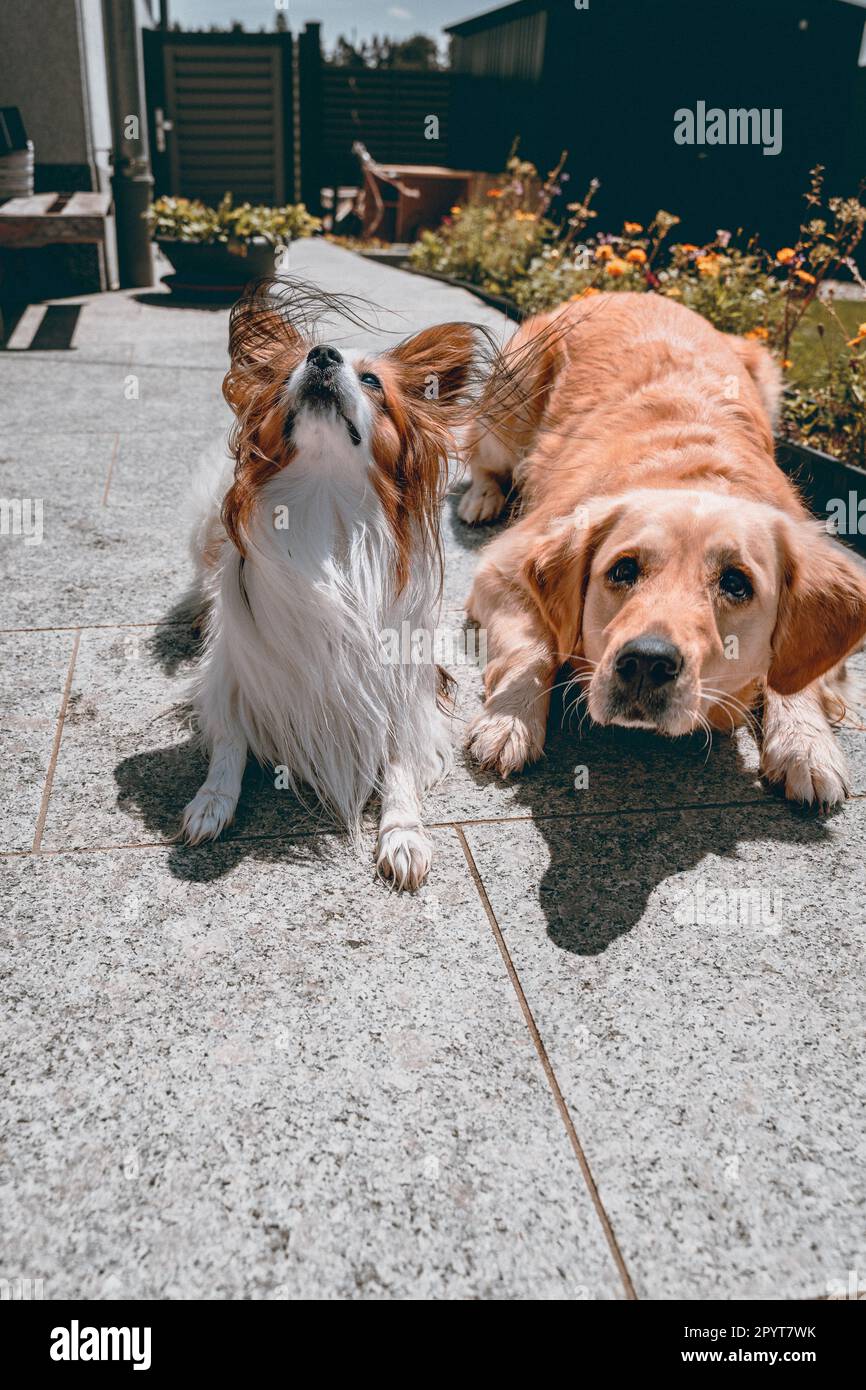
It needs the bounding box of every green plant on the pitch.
[409,146,565,296]
[785,310,866,467]
[147,193,321,252]
[410,152,866,463]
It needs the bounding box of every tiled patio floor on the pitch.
[1,240,863,1300]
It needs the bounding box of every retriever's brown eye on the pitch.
[608,556,640,586]
[360,372,382,391]
[719,566,753,601]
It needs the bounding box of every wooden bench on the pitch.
[0,191,112,248]
[0,193,113,337]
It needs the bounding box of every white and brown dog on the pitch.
[183,280,489,887]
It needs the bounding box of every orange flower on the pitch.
[744,326,769,341]
[847,323,866,347]
[697,254,721,277]
[605,257,630,277]
[450,205,462,215]
[776,247,796,264]
[781,358,793,369]
[569,287,601,300]
[624,221,643,233]
[486,188,503,198]
[795,270,816,285]
[679,243,700,253]
[594,244,614,260]
[626,247,647,264]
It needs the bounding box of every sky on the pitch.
[166,0,484,49]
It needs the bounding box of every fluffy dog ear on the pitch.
[387,322,484,418]
[520,502,620,658]
[768,517,866,694]
[223,288,304,415]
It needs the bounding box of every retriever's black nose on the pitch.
[307,345,343,369]
[615,635,683,696]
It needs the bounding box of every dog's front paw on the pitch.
[761,737,850,811]
[457,480,505,525]
[465,710,544,777]
[181,787,237,844]
[376,825,432,891]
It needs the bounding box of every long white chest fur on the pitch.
[191,426,448,833]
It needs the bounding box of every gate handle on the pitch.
[154,107,174,154]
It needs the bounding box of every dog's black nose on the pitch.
[614,635,683,696]
[307,345,343,369]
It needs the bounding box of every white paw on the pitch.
[376,825,432,891]
[181,787,237,844]
[761,737,850,810]
[457,480,505,524]
[465,710,544,776]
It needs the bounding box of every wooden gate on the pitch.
[143,31,293,205]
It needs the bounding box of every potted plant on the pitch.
[147,192,321,292]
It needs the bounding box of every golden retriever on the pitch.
[459,292,866,807]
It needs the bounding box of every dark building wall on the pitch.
[449,0,866,250]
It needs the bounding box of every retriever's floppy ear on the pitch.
[519,501,621,659]
[768,516,866,694]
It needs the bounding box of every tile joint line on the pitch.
[32,629,81,853]
[453,823,638,1302]
[101,431,120,506]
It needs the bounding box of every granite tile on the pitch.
[0,835,624,1299]
[463,802,866,1299]
[0,359,228,436]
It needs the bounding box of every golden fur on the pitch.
[460,292,866,807]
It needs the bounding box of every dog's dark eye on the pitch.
[608,556,640,586]
[359,372,382,391]
[719,566,753,601]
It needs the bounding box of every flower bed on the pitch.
[410,155,866,470]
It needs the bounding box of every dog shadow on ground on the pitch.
[114,596,352,885]
[447,485,837,957]
[116,490,838,906]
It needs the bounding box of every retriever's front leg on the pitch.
[759,681,850,809]
[465,536,558,777]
